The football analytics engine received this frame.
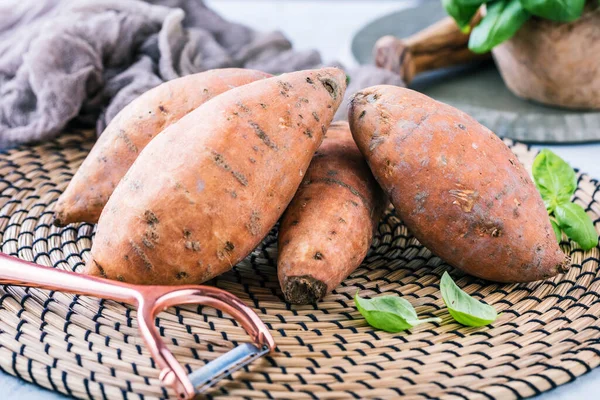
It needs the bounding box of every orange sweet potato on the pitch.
[53,68,271,226]
[85,67,347,285]
[348,85,569,283]
[278,121,387,304]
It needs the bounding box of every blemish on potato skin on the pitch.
[237,102,250,113]
[319,77,338,99]
[249,122,278,150]
[304,129,313,138]
[217,241,235,261]
[93,260,107,277]
[369,132,385,151]
[359,110,366,119]
[449,188,478,213]
[246,211,262,236]
[176,271,188,280]
[211,151,249,186]
[313,252,324,260]
[117,130,138,153]
[144,210,159,225]
[185,241,201,251]
[414,192,428,214]
[142,237,154,249]
[128,180,142,191]
[130,240,153,270]
[158,105,167,114]
[312,112,320,122]
[278,80,292,97]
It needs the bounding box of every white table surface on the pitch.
[3,1,600,398]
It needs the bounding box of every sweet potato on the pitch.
[53,68,271,226]
[85,67,347,285]
[348,85,569,283]
[278,121,387,304]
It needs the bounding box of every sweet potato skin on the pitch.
[278,121,387,304]
[85,68,347,285]
[348,85,569,283]
[53,68,271,226]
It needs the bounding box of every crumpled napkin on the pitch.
[0,0,403,147]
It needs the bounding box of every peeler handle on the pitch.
[0,252,138,303]
[374,14,490,85]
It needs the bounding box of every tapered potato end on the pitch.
[282,275,328,305]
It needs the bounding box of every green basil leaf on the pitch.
[455,0,486,5]
[555,202,598,250]
[355,292,441,333]
[469,0,530,53]
[442,0,480,33]
[532,149,577,213]
[440,272,498,327]
[520,0,585,22]
[551,218,562,243]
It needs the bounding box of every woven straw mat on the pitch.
[0,129,599,400]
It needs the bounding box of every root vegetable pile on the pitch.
[53,69,270,226]
[53,66,572,302]
[85,68,346,285]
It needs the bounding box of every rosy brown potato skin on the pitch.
[348,85,569,283]
[278,121,387,304]
[85,68,347,285]
[53,68,271,226]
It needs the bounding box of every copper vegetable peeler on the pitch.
[0,252,275,399]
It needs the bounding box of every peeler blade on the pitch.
[189,342,269,394]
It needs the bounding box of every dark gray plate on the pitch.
[351,0,600,143]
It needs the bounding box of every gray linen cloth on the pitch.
[0,0,403,147]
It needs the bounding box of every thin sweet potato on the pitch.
[348,85,569,283]
[278,121,387,304]
[85,67,347,285]
[53,68,271,226]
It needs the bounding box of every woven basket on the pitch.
[0,130,599,400]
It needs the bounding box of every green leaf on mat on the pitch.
[468,0,530,53]
[355,292,441,333]
[532,149,577,213]
[440,272,498,327]
[555,202,598,250]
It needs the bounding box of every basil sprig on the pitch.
[520,0,586,22]
[442,0,481,33]
[469,0,530,54]
[532,149,598,250]
[355,273,500,331]
[354,292,441,333]
[442,0,591,53]
[440,272,497,327]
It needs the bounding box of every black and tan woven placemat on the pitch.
[0,130,599,399]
